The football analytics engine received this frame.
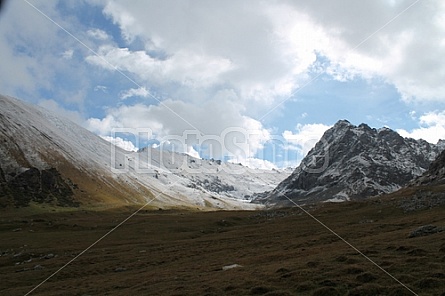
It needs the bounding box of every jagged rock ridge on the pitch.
[412,149,445,186]
[260,120,445,206]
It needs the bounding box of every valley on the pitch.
[2,1,445,294]
[1,191,444,296]
[1,95,445,295]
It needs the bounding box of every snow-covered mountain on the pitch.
[0,95,289,210]
[258,120,445,206]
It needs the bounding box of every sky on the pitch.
[1,0,445,169]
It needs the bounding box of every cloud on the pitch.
[93,0,445,105]
[0,1,95,107]
[94,85,108,93]
[228,157,277,170]
[3,0,445,170]
[283,123,332,157]
[87,28,109,40]
[397,111,445,143]
[186,146,200,159]
[86,45,234,89]
[286,0,445,102]
[101,136,138,152]
[86,98,271,160]
[0,1,59,96]
[38,99,84,126]
[90,0,325,106]
[120,87,149,100]
[87,114,124,136]
[61,49,74,59]
[3,1,445,108]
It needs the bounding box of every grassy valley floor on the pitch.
[0,198,444,295]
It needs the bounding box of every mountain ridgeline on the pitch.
[1,94,445,210]
[258,120,445,206]
[0,95,287,210]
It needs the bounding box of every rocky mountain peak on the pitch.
[258,120,444,206]
[334,119,352,127]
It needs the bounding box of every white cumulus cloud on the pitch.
[87,28,109,40]
[397,111,445,143]
[186,146,201,159]
[86,45,234,89]
[120,87,149,100]
[101,136,138,152]
[86,98,271,161]
[283,123,332,157]
[91,0,445,105]
[228,157,278,170]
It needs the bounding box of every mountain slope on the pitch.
[259,120,444,206]
[0,95,287,210]
[412,148,445,186]
[0,95,153,208]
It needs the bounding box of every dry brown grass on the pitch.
[0,197,444,295]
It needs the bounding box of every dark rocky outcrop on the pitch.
[413,149,445,186]
[409,225,444,238]
[0,167,79,207]
[188,176,235,193]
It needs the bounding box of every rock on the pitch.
[409,225,443,238]
[222,264,242,271]
[34,264,44,270]
[114,267,127,272]
[398,191,445,212]
[0,167,79,207]
[412,147,445,186]
[43,253,54,259]
[188,176,235,193]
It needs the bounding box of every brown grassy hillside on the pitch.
[0,193,444,295]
